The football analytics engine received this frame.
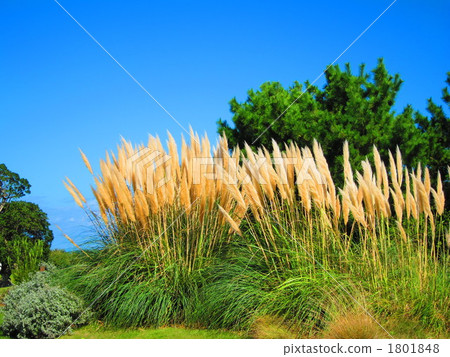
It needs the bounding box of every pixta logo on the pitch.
[127,148,171,194]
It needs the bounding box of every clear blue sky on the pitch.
[1,0,449,250]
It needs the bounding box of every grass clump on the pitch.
[249,316,297,339]
[61,131,449,337]
[196,246,268,331]
[60,243,206,328]
[321,311,385,339]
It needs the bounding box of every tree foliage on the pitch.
[415,72,450,176]
[0,166,53,285]
[0,201,53,285]
[218,59,448,184]
[0,164,31,213]
[49,249,80,269]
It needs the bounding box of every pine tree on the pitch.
[218,59,425,183]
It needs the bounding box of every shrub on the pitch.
[1,269,90,339]
[7,236,43,285]
[48,249,79,269]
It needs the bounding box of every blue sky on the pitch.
[1,0,449,250]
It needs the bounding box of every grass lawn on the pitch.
[0,311,243,339]
[60,322,243,339]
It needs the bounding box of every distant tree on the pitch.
[0,164,31,213]
[218,59,427,183]
[49,249,79,269]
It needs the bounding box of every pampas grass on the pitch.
[63,131,449,334]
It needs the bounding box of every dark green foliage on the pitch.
[415,73,450,175]
[415,73,450,205]
[0,201,53,252]
[0,164,31,213]
[0,201,53,285]
[1,269,90,339]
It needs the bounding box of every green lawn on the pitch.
[61,323,243,339]
[0,312,242,339]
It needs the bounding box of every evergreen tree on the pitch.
[415,72,450,177]
[218,59,426,182]
[415,73,450,206]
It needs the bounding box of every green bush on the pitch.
[48,249,79,269]
[1,269,90,339]
[7,236,44,285]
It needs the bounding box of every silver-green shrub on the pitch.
[1,269,90,338]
